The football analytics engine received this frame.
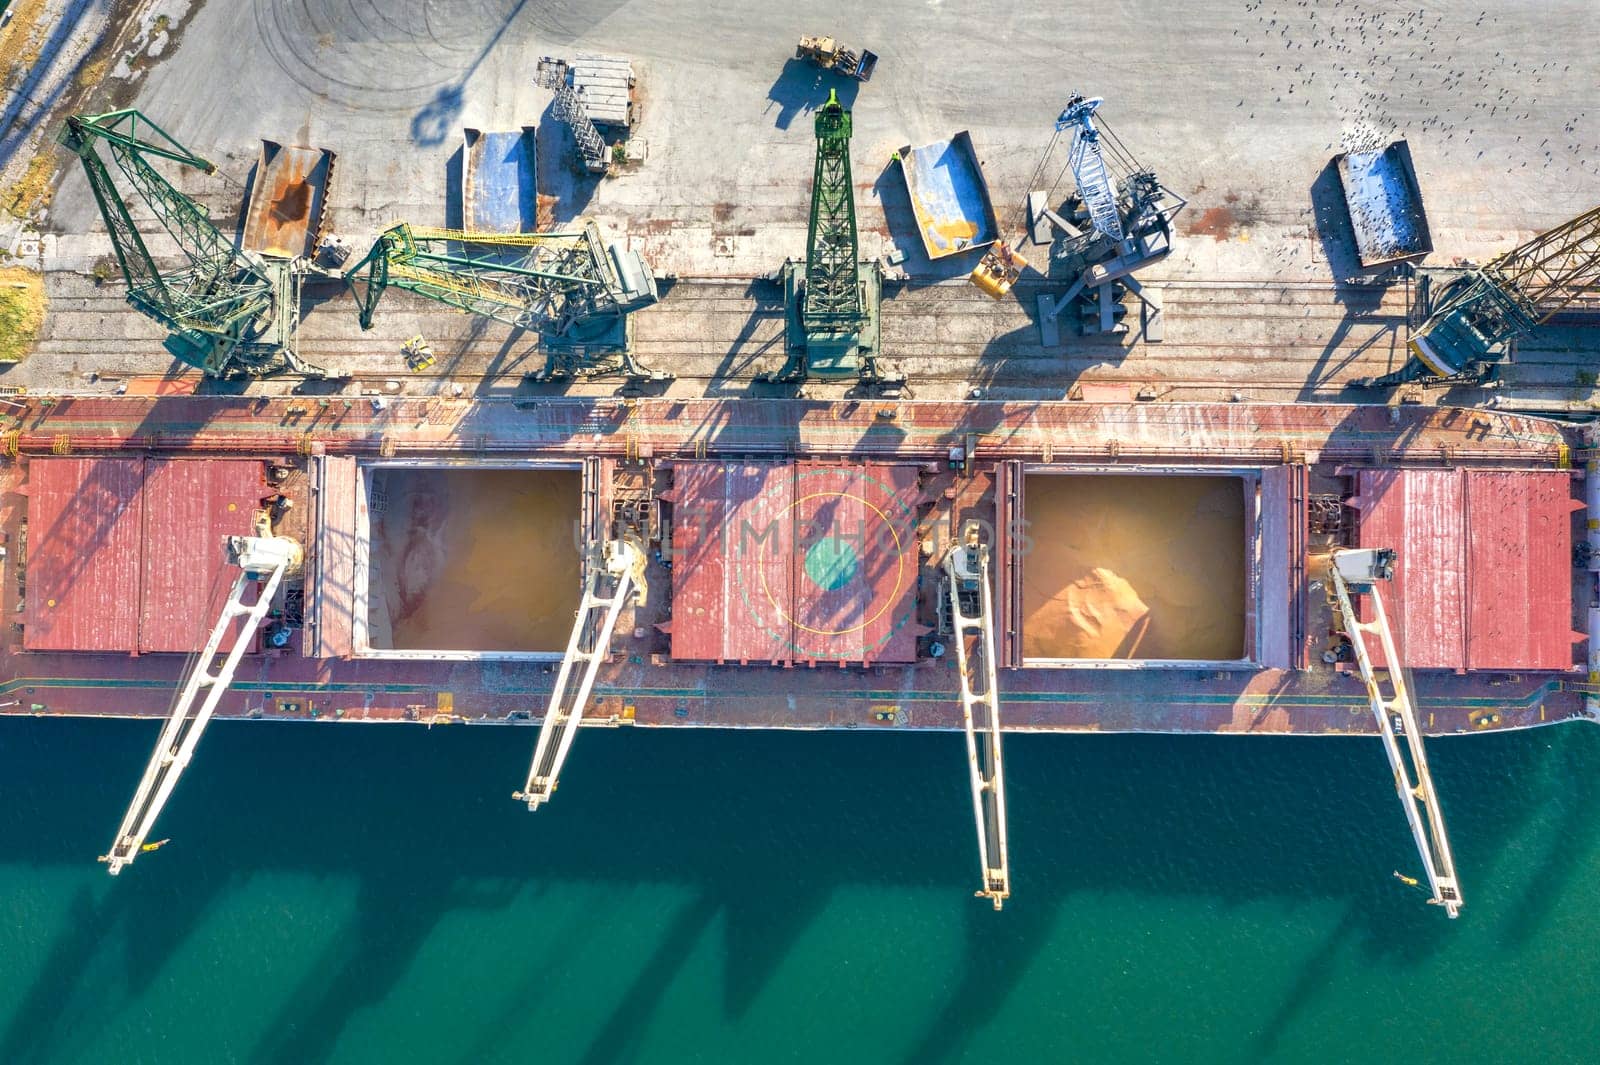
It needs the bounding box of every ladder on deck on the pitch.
[943,522,1011,909]
[515,539,644,810]
[1329,548,1462,917]
[100,533,298,875]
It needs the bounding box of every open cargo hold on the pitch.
[358,465,581,657]
[1012,470,1297,668]
[1335,140,1434,268]
[462,127,537,233]
[898,132,1000,259]
[242,141,336,259]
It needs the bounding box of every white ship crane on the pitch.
[515,537,646,810]
[941,521,1011,909]
[1328,548,1462,917]
[100,518,302,875]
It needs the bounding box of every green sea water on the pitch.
[2,717,1597,1065]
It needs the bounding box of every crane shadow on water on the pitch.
[0,716,1586,1063]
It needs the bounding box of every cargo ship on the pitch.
[1,392,1588,910]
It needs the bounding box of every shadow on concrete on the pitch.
[1311,159,1365,282]
[763,58,859,132]
[1299,160,1405,398]
[0,0,102,174]
[535,98,601,224]
[444,145,464,231]
[407,0,531,147]
[702,279,785,391]
[965,279,1133,397]
[233,158,261,250]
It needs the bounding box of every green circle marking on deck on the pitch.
[804,537,859,591]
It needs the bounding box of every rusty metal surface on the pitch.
[307,455,359,659]
[1353,467,1578,672]
[138,459,264,653]
[23,458,145,652]
[669,461,920,665]
[669,461,792,663]
[22,458,263,653]
[2,398,1572,467]
[0,398,1585,736]
[788,462,920,665]
[1463,469,1581,672]
[1259,464,1308,669]
[242,141,335,259]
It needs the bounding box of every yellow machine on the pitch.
[795,35,878,81]
[969,242,1028,300]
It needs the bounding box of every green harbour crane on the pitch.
[344,220,666,380]
[764,89,896,387]
[59,110,320,377]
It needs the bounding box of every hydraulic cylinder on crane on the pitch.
[344,220,666,380]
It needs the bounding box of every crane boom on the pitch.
[1375,203,1600,384]
[344,220,665,380]
[1328,548,1462,917]
[100,527,301,874]
[803,90,864,330]
[942,522,1010,909]
[58,110,319,377]
[515,538,645,810]
[762,89,895,385]
[1057,96,1124,243]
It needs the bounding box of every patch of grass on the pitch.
[1575,370,1597,389]
[0,267,46,363]
[1,149,56,219]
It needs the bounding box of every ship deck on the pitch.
[0,395,1583,739]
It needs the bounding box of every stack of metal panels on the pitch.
[568,54,634,128]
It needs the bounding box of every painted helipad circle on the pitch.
[804,536,860,590]
[764,492,915,639]
[727,466,921,660]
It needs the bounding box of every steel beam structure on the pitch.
[345,221,664,379]
[943,522,1010,909]
[1329,548,1462,917]
[515,538,645,811]
[58,110,319,378]
[100,532,300,874]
